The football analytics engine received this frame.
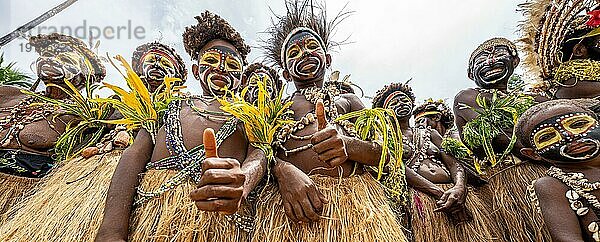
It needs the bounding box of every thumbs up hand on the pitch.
[190,128,245,214]
[310,100,348,167]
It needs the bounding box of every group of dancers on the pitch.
[1,0,600,241]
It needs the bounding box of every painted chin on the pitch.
[477,66,509,85]
[395,107,412,118]
[559,139,600,161]
[145,69,166,81]
[38,62,66,81]
[292,56,322,78]
[206,73,231,92]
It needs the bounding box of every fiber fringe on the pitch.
[482,161,551,242]
[0,150,122,241]
[409,184,499,242]
[0,172,39,224]
[129,169,250,242]
[251,173,408,242]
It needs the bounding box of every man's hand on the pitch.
[434,185,467,213]
[310,100,348,167]
[274,160,328,223]
[190,128,245,214]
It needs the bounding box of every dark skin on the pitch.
[416,114,461,140]
[555,36,600,99]
[520,105,600,242]
[273,31,389,223]
[390,96,469,222]
[95,40,267,242]
[0,62,83,156]
[455,45,548,160]
[138,51,179,93]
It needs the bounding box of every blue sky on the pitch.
[1,0,524,106]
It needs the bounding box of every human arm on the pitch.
[535,176,586,242]
[405,167,444,199]
[430,130,467,211]
[272,157,328,223]
[189,128,246,214]
[95,128,154,242]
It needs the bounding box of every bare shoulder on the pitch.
[454,88,479,105]
[534,176,567,200]
[0,85,24,96]
[339,93,365,112]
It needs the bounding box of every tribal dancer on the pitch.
[95,11,266,242]
[454,37,550,241]
[0,53,178,240]
[520,0,600,99]
[0,33,105,222]
[414,98,459,139]
[517,99,600,242]
[373,82,496,242]
[241,63,282,103]
[251,1,408,241]
[131,41,188,93]
[415,99,486,186]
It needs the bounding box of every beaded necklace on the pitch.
[0,95,59,148]
[553,59,600,87]
[186,96,232,122]
[547,166,600,241]
[136,99,238,204]
[403,127,450,175]
[274,86,357,156]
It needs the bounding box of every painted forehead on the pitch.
[286,31,324,49]
[200,45,241,59]
[249,68,273,77]
[142,50,177,62]
[384,90,412,106]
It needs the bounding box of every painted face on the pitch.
[141,51,177,92]
[383,91,414,119]
[530,112,600,162]
[244,68,277,103]
[415,113,440,129]
[470,46,516,89]
[36,48,91,89]
[197,45,243,96]
[284,32,327,81]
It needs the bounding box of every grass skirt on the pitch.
[0,173,39,224]
[0,150,122,241]
[128,169,251,242]
[482,158,551,242]
[409,184,498,242]
[251,173,408,242]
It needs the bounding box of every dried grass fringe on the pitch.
[482,161,551,242]
[0,172,40,224]
[410,184,499,242]
[129,169,250,242]
[0,150,123,241]
[251,172,408,242]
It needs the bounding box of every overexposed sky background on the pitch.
[1,0,524,106]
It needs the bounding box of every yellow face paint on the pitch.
[225,55,242,72]
[533,127,562,150]
[561,114,597,135]
[199,51,221,68]
[143,53,175,70]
